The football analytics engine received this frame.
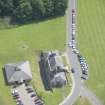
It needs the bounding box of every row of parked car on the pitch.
[71,9,76,49]
[78,55,88,80]
[11,89,23,105]
[68,9,89,80]
[68,9,77,52]
[26,86,44,105]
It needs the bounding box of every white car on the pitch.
[68,42,72,47]
[72,23,75,26]
[72,45,76,49]
[72,30,75,35]
[73,49,79,54]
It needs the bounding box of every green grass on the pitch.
[73,97,91,105]
[78,0,105,104]
[0,16,71,105]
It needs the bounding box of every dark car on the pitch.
[35,100,42,104]
[82,70,88,75]
[31,93,36,97]
[72,9,75,13]
[13,93,20,99]
[27,90,34,93]
[34,98,39,102]
[81,76,86,80]
[81,75,88,80]
[71,68,75,73]
[37,103,43,105]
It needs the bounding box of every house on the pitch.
[4,61,32,85]
[41,50,67,88]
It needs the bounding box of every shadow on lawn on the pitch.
[2,67,10,86]
[39,60,51,91]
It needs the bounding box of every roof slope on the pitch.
[4,61,32,83]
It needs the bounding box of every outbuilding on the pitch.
[4,61,32,85]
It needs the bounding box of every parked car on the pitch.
[27,89,34,93]
[72,9,75,13]
[73,49,79,54]
[72,30,75,35]
[72,45,76,49]
[35,100,42,104]
[82,70,88,75]
[17,100,23,105]
[31,93,36,97]
[71,68,75,73]
[68,42,72,47]
[13,92,19,97]
[34,98,39,102]
[81,75,88,80]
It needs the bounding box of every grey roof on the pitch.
[44,50,64,71]
[51,72,67,86]
[54,72,67,81]
[4,61,32,83]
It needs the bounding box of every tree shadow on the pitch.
[38,60,52,91]
[11,15,64,26]
[0,15,64,30]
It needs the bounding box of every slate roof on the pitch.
[4,61,32,84]
[43,50,64,71]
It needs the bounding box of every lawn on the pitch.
[73,97,91,105]
[0,16,71,105]
[77,0,105,104]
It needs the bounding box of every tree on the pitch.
[30,0,45,20]
[43,0,54,17]
[0,0,68,24]
[0,0,14,16]
[13,0,32,23]
[53,0,68,16]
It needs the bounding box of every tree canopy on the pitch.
[0,0,68,24]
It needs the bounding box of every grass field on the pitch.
[0,16,72,105]
[77,0,105,104]
[73,97,91,105]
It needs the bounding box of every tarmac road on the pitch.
[60,0,103,105]
[60,0,82,104]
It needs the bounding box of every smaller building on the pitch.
[4,61,32,85]
[41,50,67,88]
